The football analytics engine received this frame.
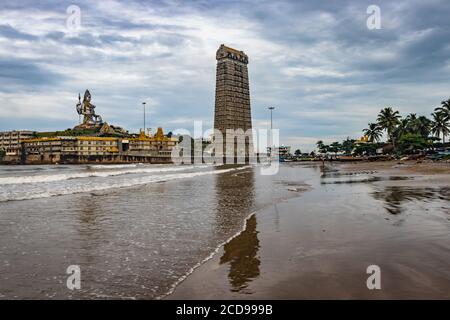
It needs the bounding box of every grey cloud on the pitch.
[0,59,66,89]
[0,0,449,152]
[0,24,38,41]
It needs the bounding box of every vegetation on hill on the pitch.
[35,128,100,138]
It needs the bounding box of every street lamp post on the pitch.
[142,102,146,135]
[268,106,275,131]
[268,106,275,157]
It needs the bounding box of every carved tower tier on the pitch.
[214,44,253,161]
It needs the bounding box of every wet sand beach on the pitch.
[0,164,306,299]
[168,161,450,299]
[0,161,448,299]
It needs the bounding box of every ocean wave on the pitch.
[0,165,203,185]
[0,166,250,202]
[87,164,141,169]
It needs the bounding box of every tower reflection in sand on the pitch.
[220,214,260,293]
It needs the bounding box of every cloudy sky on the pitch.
[1,0,449,151]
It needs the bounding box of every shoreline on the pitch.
[158,211,259,300]
[2,157,449,166]
[166,161,450,299]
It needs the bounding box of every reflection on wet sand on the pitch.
[169,163,450,299]
[214,166,256,239]
[372,186,450,215]
[214,166,260,292]
[320,169,412,185]
[219,215,260,293]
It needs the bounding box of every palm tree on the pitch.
[431,112,450,145]
[394,118,411,141]
[435,99,450,143]
[377,107,401,148]
[316,140,327,153]
[363,123,382,142]
[416,116,432,138]
[405,113,419,132]
[435,99,450,120]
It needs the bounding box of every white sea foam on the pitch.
[0,165,204,185]
[0,166,250,202]
[87,164,141,169]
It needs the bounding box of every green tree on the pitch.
[397,133,430,154]
[393,114,431,141]
[363,123,382,142]
[431,112,450,144]
[435,99,450,120]
[329,142,341,156]
[393,118,410,141]
[316,140,327,153]
[416,116,432,138]
[434,99,450,143]
[354,143,378,156]
[377,107,401,148]
[294,149,301,156]
[405,113,419,132]
[341,138,355,155]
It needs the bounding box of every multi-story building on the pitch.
[23,136,121,163]
[0,131,36,162]
[268,145,291,159]
[277,145,291,158]
[23,137,77,163]
[0,130,36,154]
[75,137,120,156]
[19,127,177,164]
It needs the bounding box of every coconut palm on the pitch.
[316,140,326,153]
[435,100,450,143]
[377,107,401,147]
[435,99,450,120]
[416,116,432,138]
[431,112,450,144]
[363,123,382,142]
[394,118,411,140]
[405,113,419,132]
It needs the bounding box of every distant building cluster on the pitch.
[0,128,177,165]
[1,45,267,165]
[0,130,35,158]
[19,129,177,164]
[0,91,177,165]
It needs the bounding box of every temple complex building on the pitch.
[20,128,177,164]
[214,44,253,161]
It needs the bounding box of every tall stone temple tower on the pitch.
[214,44,253,161]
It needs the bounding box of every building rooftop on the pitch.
[216,44,248,62]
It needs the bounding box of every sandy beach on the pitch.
[167,161,450,299]
[0,161,448,299]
